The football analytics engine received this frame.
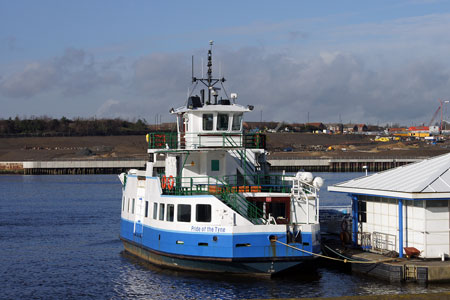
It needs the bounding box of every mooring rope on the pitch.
[274,240,397,264]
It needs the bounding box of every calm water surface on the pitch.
[1,173,450,299]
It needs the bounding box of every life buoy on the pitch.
[167,175,175,190]
[161,175,167,189]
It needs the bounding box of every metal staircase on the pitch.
[224,135,258,182]
[219,187,267,225]
[213,176,267,225]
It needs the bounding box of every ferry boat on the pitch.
[118,42,323,275]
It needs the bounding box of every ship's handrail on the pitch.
[147,132,266,150]
[159,174,274,224]
[159,173,292,194]
[222,174,292,193]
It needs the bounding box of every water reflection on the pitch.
[116,250,450,299]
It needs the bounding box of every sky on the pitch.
[2,0,450,125]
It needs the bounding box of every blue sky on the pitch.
[2,0,450,125]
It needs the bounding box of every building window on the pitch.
[217,113,229,131]
[167,204,174,222]
[159,203,165,221]
[232,114,242,131]
[177,204,191,222]
[414,200,423,207]
[145,201,149,218]
[426,200,449,208]
[153,203,158,219]
[211,159,220,171]
[203,114,213,131]
[196,204,212,222]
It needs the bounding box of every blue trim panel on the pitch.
[120,218,319,260]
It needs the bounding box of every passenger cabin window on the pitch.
[203,114,213,131]
[159,203,165,221]
[145,201,149,218]
[217,113,229,131]
[153,203,158,219]
[232,114,242,131]
[167,204,174,222]
[196,204,212,222]
[177,204,191,222]
[132,198,135,214]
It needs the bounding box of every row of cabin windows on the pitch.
[202,113,242,132]
[151,203,212,223]
[123,197,211,223]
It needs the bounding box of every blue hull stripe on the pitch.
[120,218,320,260]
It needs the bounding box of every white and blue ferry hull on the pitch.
[120,218,320,275]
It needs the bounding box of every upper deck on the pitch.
[147,131,266,151]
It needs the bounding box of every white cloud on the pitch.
[0,48,123,99]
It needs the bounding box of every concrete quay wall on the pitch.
[0,157,423,174]
[267,157,423,172]
[0,160,154,175]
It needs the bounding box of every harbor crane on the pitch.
[428,99,449,132]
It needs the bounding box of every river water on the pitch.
[1,173,450,299]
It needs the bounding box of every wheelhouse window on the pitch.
[196,204,212,222]
[177,204,191,222]
[159,203,165,221]
[217,113,229,131]
[202,114,213,131]
[167,204,174,222]
[232,114,242,131]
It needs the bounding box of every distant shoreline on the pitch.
[0,134,449,174]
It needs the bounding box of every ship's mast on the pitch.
[192,40,226,105]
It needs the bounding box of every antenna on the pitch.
[191,55,194,82]
[193,41,225,105]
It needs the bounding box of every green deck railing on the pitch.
[159,174,289,224]
[147,132,266,150]
[158,174,296,224]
